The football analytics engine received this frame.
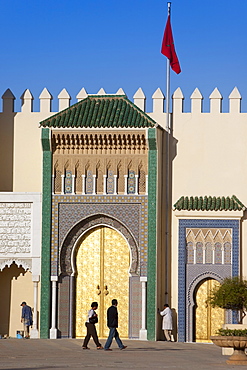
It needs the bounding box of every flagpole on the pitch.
[165,1,171,304]
[166,2,171,132]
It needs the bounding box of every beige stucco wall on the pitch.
[171,110,247,285]
[0,113,15,191]
[169,108,247,318]
[0,89,56,193]
[13,112,53,192]
[148,89,247,317]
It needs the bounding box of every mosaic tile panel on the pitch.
[85,170,93,194]
[127,170,135,194]
[40,128,52,339]
[196,242,203,264]
[178,219,239,342]
[58,275,70,338]
[106,170,114,194]
[187,242,194,264]
[224,243,231,264]
[147,128,157,341]
[64,170,72,194]
[215,243,222,264]
[205,243,213,264]
[51,195,148,277]
[129,276,142,338]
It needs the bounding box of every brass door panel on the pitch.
[195,279,224,342]
[102,227,129,338]
[75,226,130,338]
[75,228,101,338]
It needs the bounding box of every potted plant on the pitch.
[208,277,247,365]
[208,276,247,323]
[211,328,247,365]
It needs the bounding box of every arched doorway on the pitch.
[0,263,33,337]
[194,278,224,342]
[75,226,130,338]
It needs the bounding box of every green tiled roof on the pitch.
[40,95,156,129]
[173,195,246,211]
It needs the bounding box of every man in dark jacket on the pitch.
[104,299,127,351]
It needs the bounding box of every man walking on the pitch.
[104,299,127,351]
[82,302,102,350]
[20,301,33,339]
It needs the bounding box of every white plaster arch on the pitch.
[0,258,32,271]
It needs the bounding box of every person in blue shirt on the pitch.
[20,302,33,339]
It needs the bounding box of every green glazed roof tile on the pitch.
[173,195,246,211]
[40,95,156,129]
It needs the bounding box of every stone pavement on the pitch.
[0,338,246,370]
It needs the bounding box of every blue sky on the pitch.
[1,0,246,112]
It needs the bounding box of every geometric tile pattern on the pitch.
[129,275,142,338]
[106,170,114,194]
[40,128,52,339]
[146,128,157,341]
[127,170,135,194]
[64,170,72,194]
[51,195,148,277]
[85,170,93,194]
[178,218,239,342]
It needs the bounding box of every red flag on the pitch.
[161,15,181,74]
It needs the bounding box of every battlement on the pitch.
[1,86,245,116]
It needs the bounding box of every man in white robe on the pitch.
[159,304,173,341]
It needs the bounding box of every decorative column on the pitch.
[61,174,65,195]
[203,245,206,264]
[30,275,40,339]
[124,175,128,195]
[139,276,147,340]
[135,174,139,195]
[103,175,107,195]
[71,174,76,195]
[92,175,96,195]
[52,174,55,194]
[81,174,85,194]
[212,246,215,264]
[114,175,118,195]
[50,276,58,339]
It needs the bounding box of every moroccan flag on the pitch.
[161,15,181,74]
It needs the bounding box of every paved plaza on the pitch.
[0,338,246,370]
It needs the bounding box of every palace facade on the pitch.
[0,86,246,342]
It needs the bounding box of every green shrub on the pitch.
[216,328,247,337]
[208,276,247,323]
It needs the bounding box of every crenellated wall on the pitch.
[0,86,244,115]
[0,84,246,194]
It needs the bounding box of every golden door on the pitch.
[75,226,130,338]
[195,279,224,342]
